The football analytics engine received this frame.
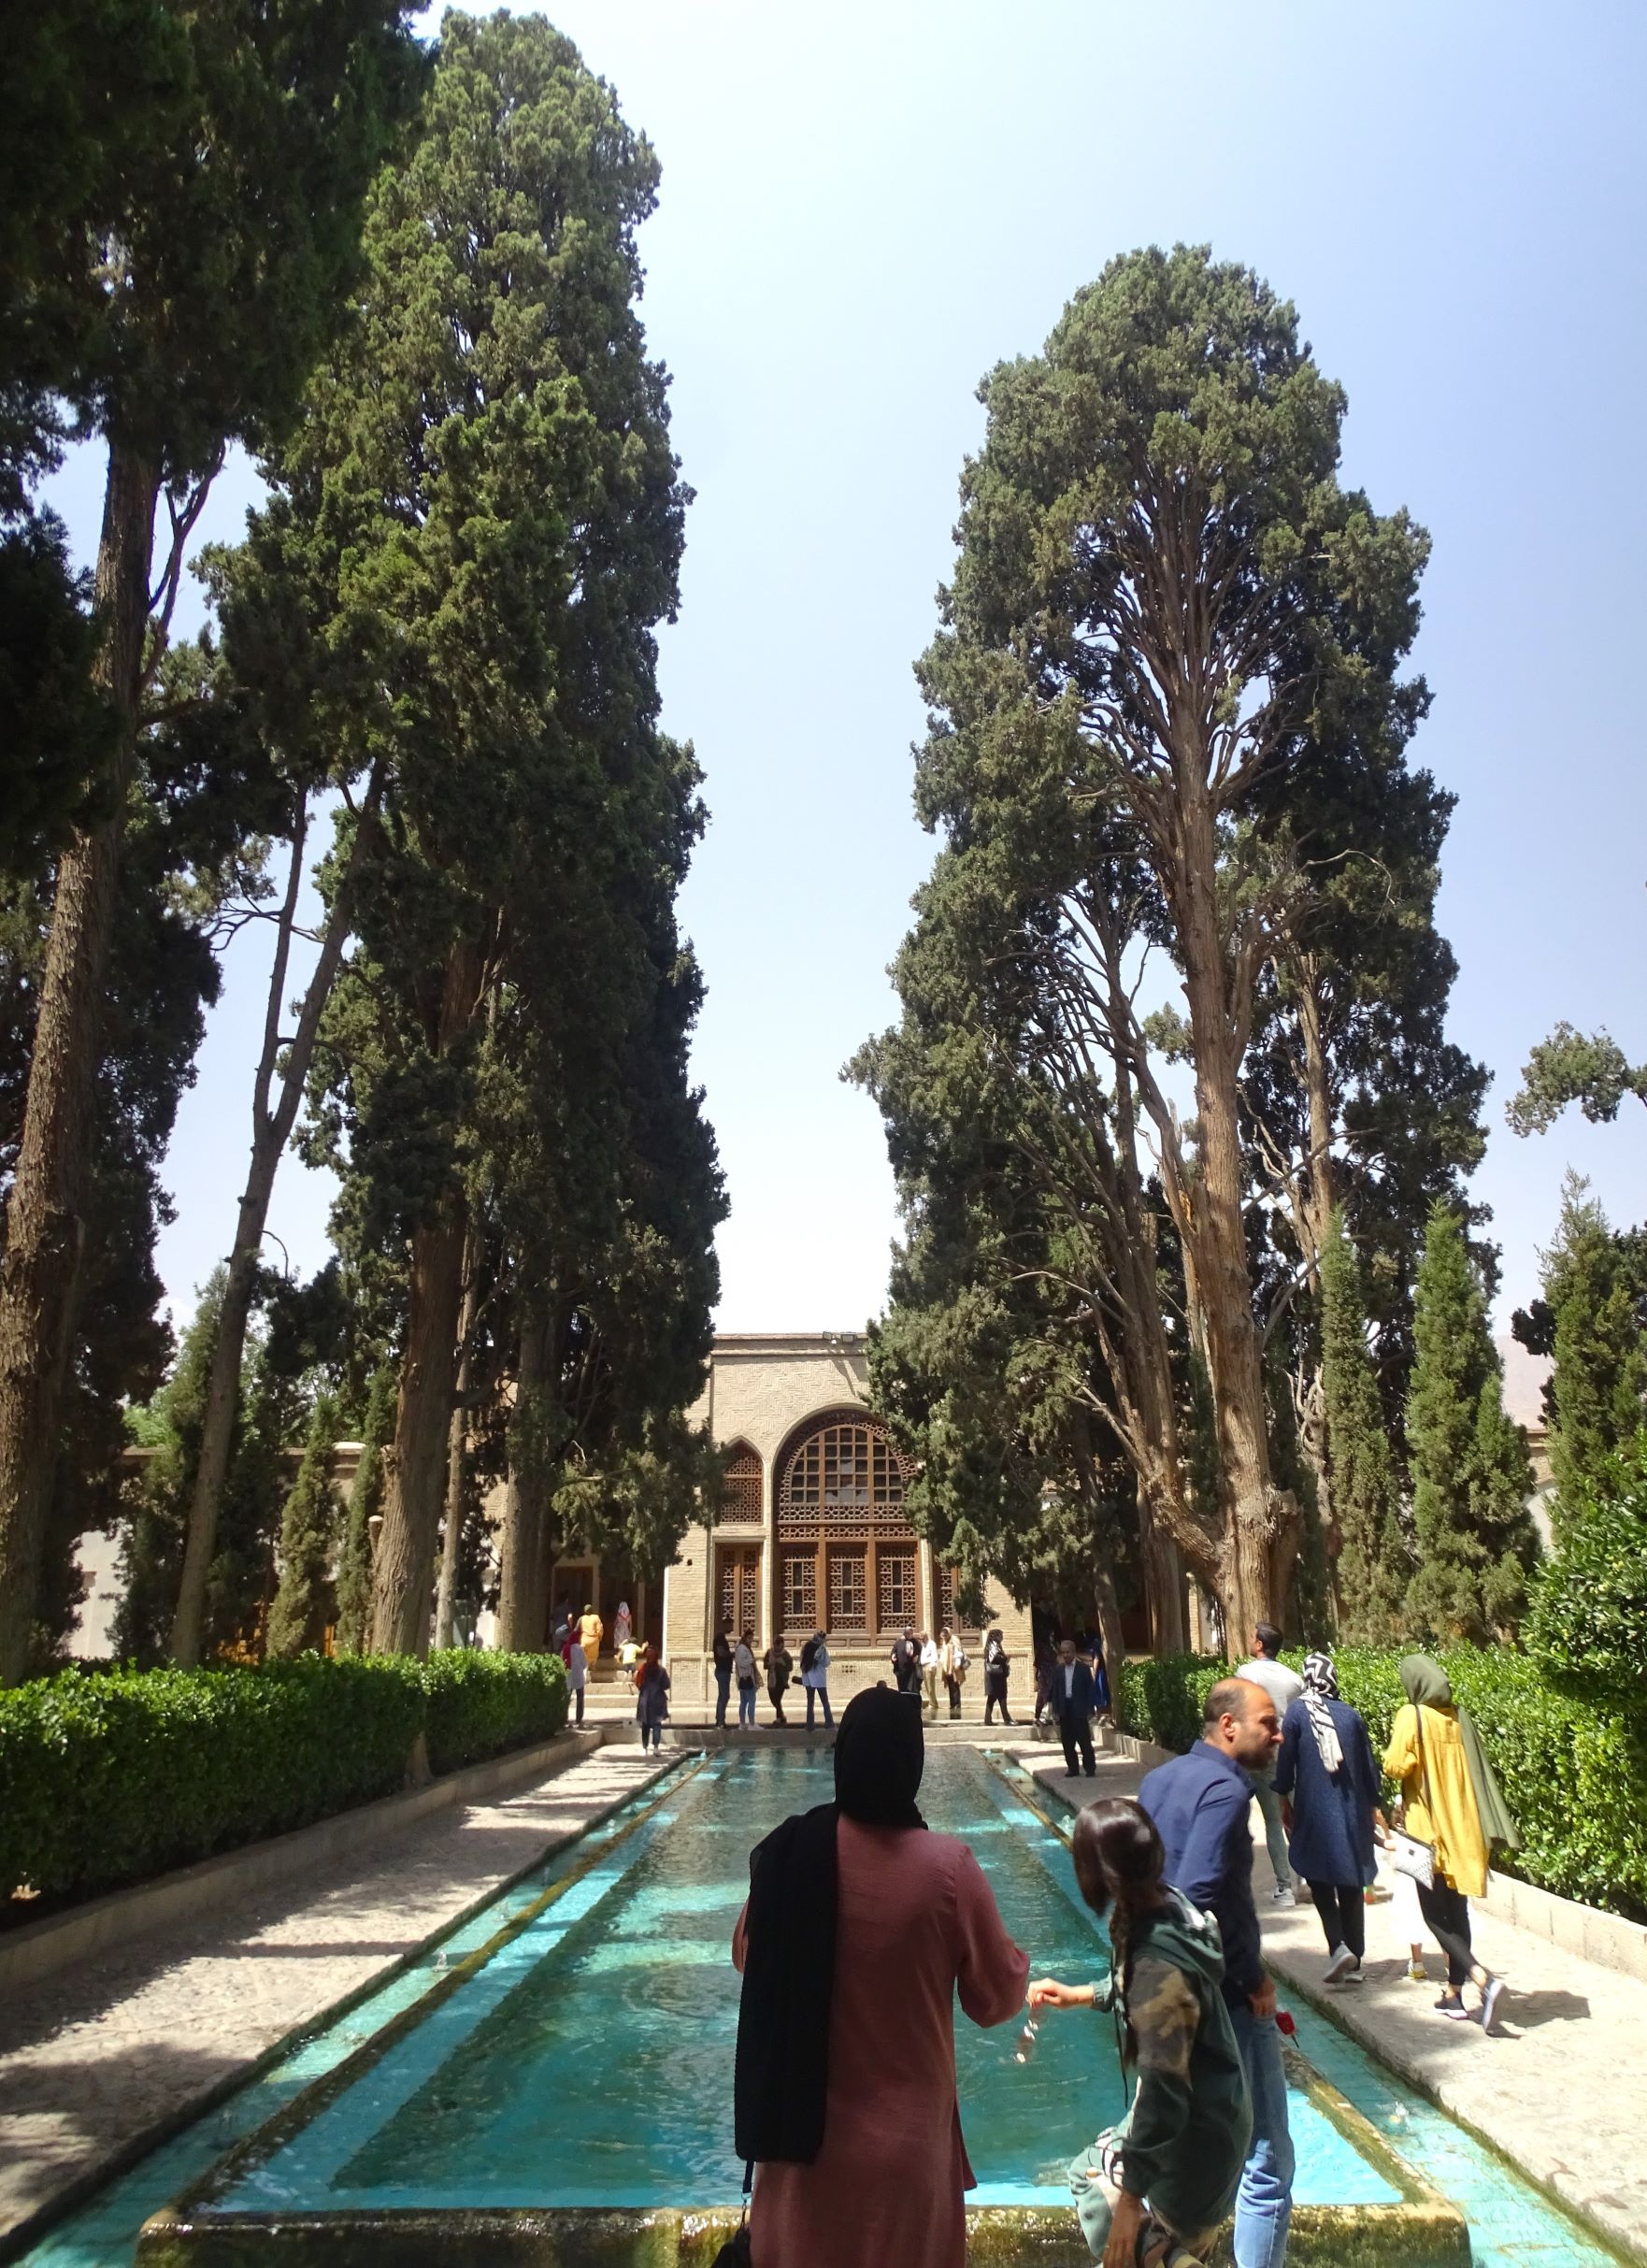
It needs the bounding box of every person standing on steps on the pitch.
[1233,1623,1303,1908]
[566,1630,588,1726]
[1052,1638,1098,1778]
[613,1599,633,1657]
[1139,1677,1294,2268]
[800,1629,834,1728]
[1273,1652,1385,1985]
[982,1629,1012,1725]
[765,1633,795,1725]
[712,1622,734,1730]
[1028,1799,1252,2268]
[577,1601,605,1673]
[892,1625,922,1697]
[734,1629,759,1730]
[938,1626,967,1720]
[920,1629,941,1720]
[1383,1655,1517,2033]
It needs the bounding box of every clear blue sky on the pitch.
[42,0,1647,1341]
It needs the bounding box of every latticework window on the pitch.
[781,1550,817,1629]
[878,1549,916,1630]
[937,1565,982,1642]
[778,1416,907,1537]
[718,1546,761,1641]
[719,1443,763,1523]
[827,1550,867,1632]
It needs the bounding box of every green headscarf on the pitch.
[1399,1655,1520,1853]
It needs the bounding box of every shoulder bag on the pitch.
[1390,1704,1437,1889]
[711,2161,753,2267]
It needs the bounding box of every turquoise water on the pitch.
[212,1745,1388,2213]
[15,1745,1624,2265]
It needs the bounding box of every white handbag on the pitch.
[1391,1706,1437,1888]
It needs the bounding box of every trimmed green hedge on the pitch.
[1118,1646,1647,1922]
[1,1649,568,1911]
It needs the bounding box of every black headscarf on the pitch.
[733,1690,925,2163]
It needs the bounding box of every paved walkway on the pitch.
[0,1744,671,2253]
[1024,1744,1647,2265]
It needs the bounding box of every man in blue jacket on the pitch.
[1050,1637,1098,1776]
[1138,1675,1293,2268]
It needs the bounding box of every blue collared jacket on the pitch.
[1138,1740,1263,2008]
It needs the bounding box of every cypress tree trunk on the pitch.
[496,1306,550,1651]
[432,1225,481,1649]
[1173,782,1282,1644]
[368,939,485,1657]
[170,775,382,1666]
[0,442,158,1685]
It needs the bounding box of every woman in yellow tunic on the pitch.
[1383,1656,1518,2031]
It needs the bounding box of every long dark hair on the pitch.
[1070,1797,1168,2063]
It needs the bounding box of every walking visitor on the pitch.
[730,1686,1029,2266]
[566,1633,588,1726]
[1028,1798,1252,2267]
[1233,1623,1302,1906]
[938,1626,967,1719]
[613,1599,633,1655]
[1052,1637,1098,1778]
[1273,1652,1385,1984]
[892,1626,922,1696]
[982,1629,1012,1725]
[1383,1655,1518,2031]
[713,1623,734,1729]
[764,1635,794,1724]
[635,1644,670,1752]
[920,1629,940,1719]
[1139,1676,1295,2268]
[800,1630,834,1728]
[734,1630,759,1730]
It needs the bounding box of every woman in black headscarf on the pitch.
[731,1687,1028,2268]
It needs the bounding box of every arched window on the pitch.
[776,1412,918,1641]
[718,1441,763,1523]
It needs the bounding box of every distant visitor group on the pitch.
[720,1626,1517,2268]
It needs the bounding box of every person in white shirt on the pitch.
[800,1630,834,1729]
[919,1630,940,1720]
[1234,1621,1304,1902]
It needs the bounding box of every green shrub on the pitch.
[1525,1432,1647,1712]
[419,1648,567,1774]
[0,1648,569,1911]
[1117,1644,1647,1921]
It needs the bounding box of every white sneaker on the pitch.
[1271,1882,1297,1906]
[1324,1945,1357,1984]
[1480,1977,1507,2034]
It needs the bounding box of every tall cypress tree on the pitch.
[1514,1174,1647,1531]
[1404,1204,1539,1642]
[265,1395,340,1658]
[1320,1211,1408,1639]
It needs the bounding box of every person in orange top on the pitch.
[577,1603,604,1666]
[1383,1655,1518,2031]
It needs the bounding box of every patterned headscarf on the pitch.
[1302,1650,1343,1774]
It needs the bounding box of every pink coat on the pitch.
[733,1816,1029,2268]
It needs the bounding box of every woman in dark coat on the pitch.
[1273,1652,1385,1983]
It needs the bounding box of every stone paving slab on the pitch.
[0,1747,672,2255]
[1018,1746,1647,2265]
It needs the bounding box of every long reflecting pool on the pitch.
[18,1745,1626,2267]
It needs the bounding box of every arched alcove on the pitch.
[773,1408,917,1640]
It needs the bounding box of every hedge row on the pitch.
[1117,1646,1647,1922]
[0,1649,567,1911]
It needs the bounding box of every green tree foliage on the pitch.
[335,1367,394,1657]
[862,244,1431,1637]
[1513,1174,1647,1524]
[0,0,424,1686]
[1525,1432,1647,1715]
[1319,1212,1408,1639]
[265,1395,340,1658]
[274,13,718,1654]
[1404,1205,1540,1642]
[1506,1023,1647,1138]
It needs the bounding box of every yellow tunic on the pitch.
[1382,1702,1489,1897]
